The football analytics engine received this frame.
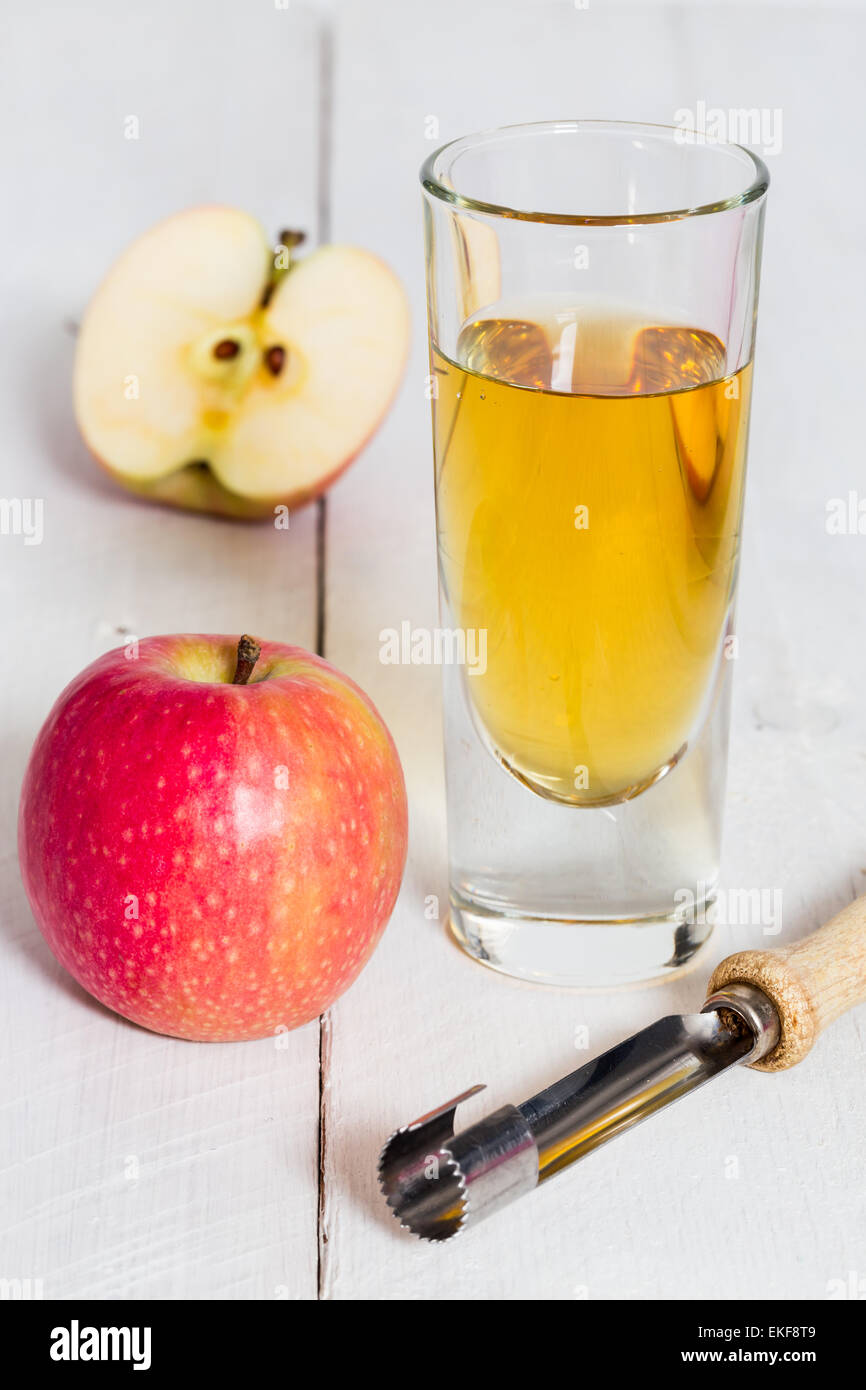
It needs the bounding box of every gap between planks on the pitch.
[315,8,334,1303]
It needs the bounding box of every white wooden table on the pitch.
[2,0,865,1301]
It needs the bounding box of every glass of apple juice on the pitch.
[421,120,768,985]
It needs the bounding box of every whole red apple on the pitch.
[18,634,408,1041]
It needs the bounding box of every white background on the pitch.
[2,0,865,1300]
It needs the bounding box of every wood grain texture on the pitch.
[319,0,866,1300]
[0,0,324,1300]
[710,896,866,1070]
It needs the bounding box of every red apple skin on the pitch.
[18,636,408,1041]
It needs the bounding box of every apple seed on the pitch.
[264,346,286,376]
[213,338,241,361]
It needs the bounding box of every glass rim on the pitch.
[420,119,770,227]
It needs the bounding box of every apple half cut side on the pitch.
[73,206,411,519]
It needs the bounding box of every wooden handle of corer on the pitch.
[707,895,866,1072]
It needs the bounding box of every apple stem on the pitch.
[278,228,306,252]
[261,229,306,307]
[232,634,261,685]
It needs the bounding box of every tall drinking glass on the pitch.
[422,120,768,986]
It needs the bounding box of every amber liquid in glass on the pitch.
[433,302,751,806]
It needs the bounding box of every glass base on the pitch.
[448,892,715,989]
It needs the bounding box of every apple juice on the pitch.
[432,302,752,806]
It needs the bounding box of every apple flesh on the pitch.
[18,635,408,1041]
[73,208,410,518]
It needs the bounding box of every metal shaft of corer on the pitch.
[379,983,781,1241]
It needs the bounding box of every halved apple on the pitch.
[73,206,410,518]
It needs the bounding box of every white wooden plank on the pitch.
[320,0,866,1298]
[0,0,324,1299]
